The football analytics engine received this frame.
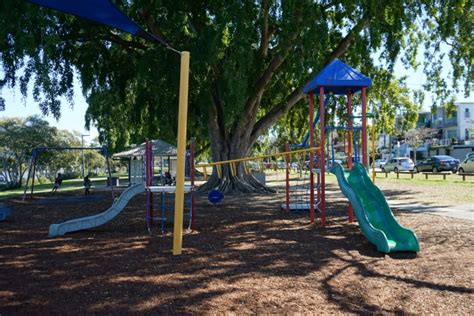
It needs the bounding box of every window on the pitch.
[465,108,470,118]
[447,130,457,139]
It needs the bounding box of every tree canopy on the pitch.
[0,1,471,163]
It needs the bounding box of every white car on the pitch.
[382,157,415,172]
[458,156,474,174]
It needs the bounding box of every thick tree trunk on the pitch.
[198,105,274,194]
[196,5,372,194]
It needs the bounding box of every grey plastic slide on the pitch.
[49,183,146,236]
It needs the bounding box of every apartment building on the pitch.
[431,102,474,143]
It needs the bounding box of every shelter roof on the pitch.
[113,139,177,159]
[303,59,372,95]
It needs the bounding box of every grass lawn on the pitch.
[0,175,128,200]
[264,169,474,207]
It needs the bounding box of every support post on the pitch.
[319,87,326,227]
[22,150,35,201]
[347,91,354,223]
[371,125,376,182]
[173,51,190,256]
[308,92,316,224]
[105,150,115,199]
[30,157,37,197]
[361,87,368,167]
[347,91,353,169]
[190,141,196,230]
[285,143,290,211]
[145,140,153,232]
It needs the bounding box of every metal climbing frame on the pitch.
[144,139,196,234]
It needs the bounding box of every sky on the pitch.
[0,74,99,143]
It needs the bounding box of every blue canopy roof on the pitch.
[303,59,372,95]
[28,0,168,46]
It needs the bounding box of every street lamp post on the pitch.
[81,134,89,178]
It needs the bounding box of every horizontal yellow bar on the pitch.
[196,147,320,168]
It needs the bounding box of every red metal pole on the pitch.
[150,141,154,227]
[343,132,346,161]
[308,92,315,224]
[362,87,368,167]
[319,87,326,227]
[145,140,153,230]
[347,91,354,223]
[190,142,196,230]
[285,143,290,211]
[315,129,321,204]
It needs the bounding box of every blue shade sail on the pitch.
[28,0,166,45]
[303,59,372,95]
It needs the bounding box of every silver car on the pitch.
[382,157,415,172]
[374,159,387,169]
[458,156,474,174]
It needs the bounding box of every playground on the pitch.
[1,2,472,313]
[1,177,473,314]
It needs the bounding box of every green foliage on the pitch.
[0,116,109,186]
[369,70,420,135]
[0,116,56,185]
[0,0,471,159]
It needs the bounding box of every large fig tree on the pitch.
[0,0,471,192]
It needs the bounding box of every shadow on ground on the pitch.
[0,186,472,314]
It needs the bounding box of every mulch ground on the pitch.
[1,182,473,314]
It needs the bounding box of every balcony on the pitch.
[431,138,452,146]
[444,117,457,127]
[432,117,457,128]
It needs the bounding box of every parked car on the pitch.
[277,160,286,169]
[374,159,387,169]
[382,157,415,172]
[414,155,460,173]
[466,152,474,159]
[458,156,474,174]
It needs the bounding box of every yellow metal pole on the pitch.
[197,147,320,168]
[203,166,208,180]
[244,162,250,174]
[230,162,236,176]
[172,51,190,256]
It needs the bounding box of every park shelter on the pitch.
[113,139,178,185]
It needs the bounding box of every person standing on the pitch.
[51,173,63,193]
[84,175,91,195]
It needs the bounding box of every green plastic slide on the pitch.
[330,162,420,253]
